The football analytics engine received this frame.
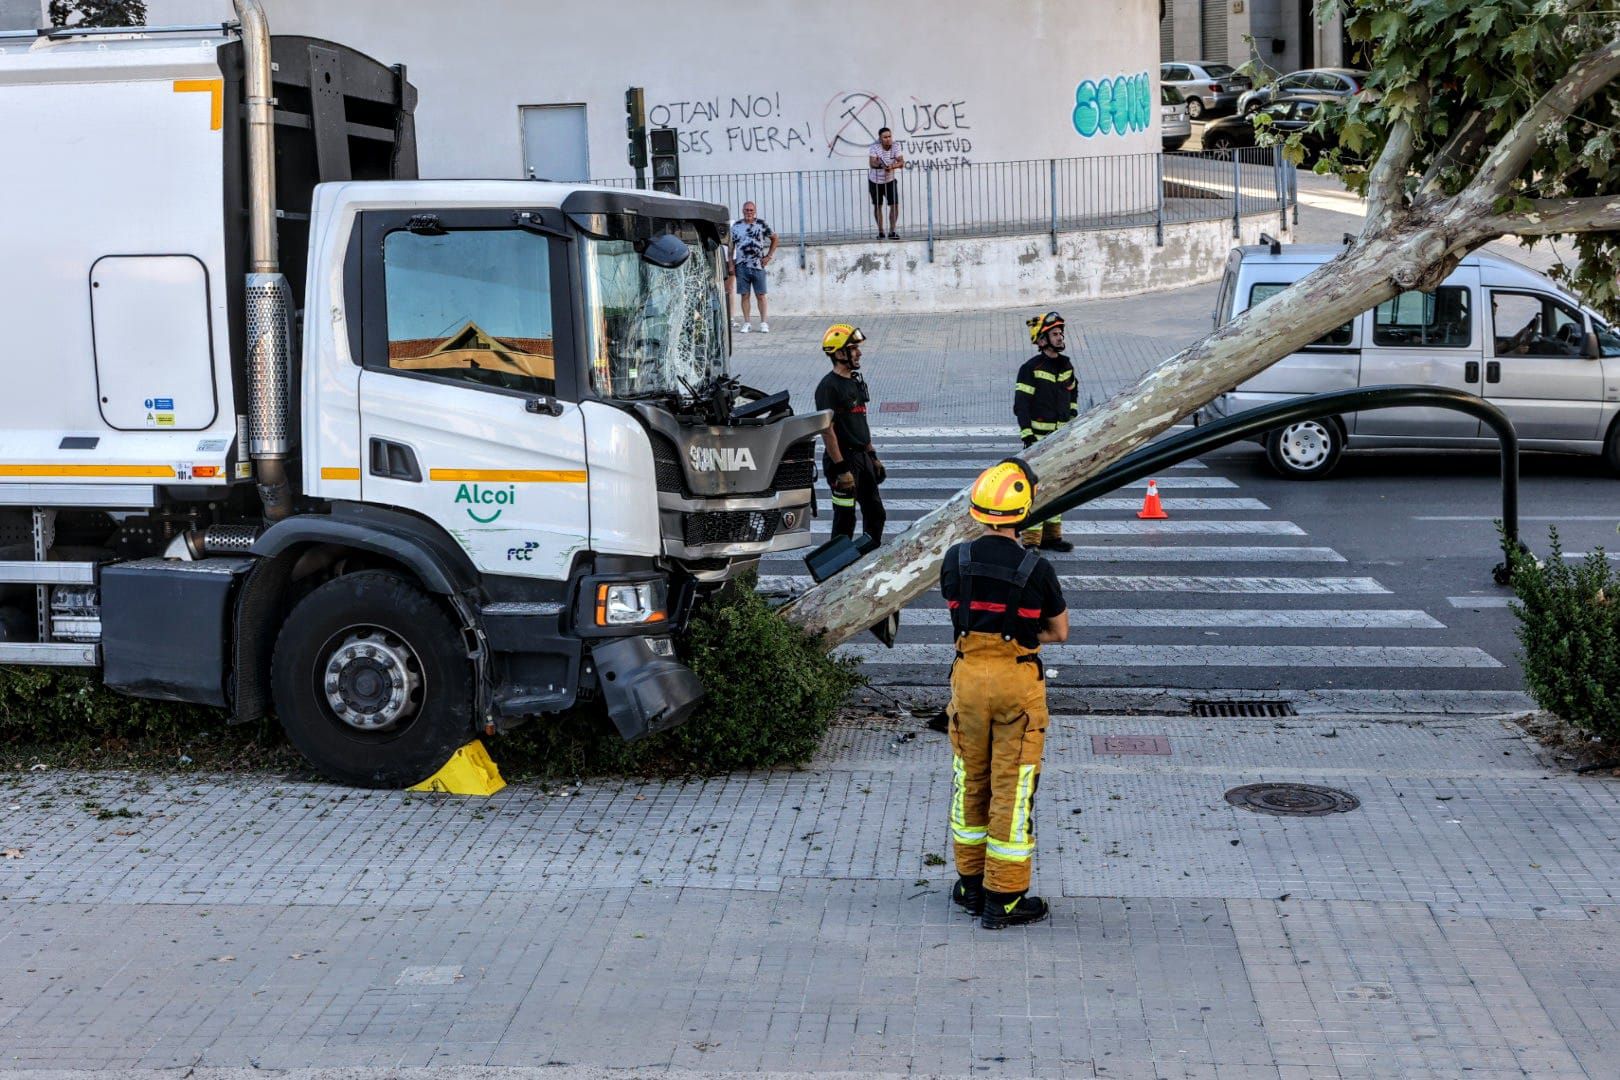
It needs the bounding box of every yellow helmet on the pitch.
[969,458,1037,526]
[1026,310,1065,345]
[822,323,866,356]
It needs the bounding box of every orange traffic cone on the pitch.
[1137,479,1168,519]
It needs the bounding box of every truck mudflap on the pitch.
[590,636,705,741]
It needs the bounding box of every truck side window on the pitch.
[1249,283,1352,346]
[381,229,557,395]
[1373,286,1471,348]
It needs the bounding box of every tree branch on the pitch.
[1477,195,1620,237]
[1365,115,1418,230]
[1418,111,1490,197]
[1469,35,1620,198]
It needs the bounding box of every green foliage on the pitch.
[478,574,863,779]
[1299,1,1620,316]
[1508,527,1620,738]
[48,0,146,27]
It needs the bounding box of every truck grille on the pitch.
[650,434,688,495]
[770,440,817,491]
[683,509,781,546]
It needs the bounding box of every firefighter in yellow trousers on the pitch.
[941,459,1070,928]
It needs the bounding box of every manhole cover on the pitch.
[1225,783,1359,817]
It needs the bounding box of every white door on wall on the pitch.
[521,105,589,181]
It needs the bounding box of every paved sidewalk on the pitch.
[4,706,1616,1078]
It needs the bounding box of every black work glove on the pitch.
[871,455,886,485]
[1022,435,1037,448]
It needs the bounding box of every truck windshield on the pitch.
[583,229,728,399]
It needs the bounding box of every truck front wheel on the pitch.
[270,570,474,788]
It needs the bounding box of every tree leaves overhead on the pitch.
[47,1,146,28]
[1307,0,1620,317]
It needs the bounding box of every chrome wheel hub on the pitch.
[323,629,422,731]
[1280,421,1331,470]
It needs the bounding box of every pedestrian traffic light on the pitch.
[625,87,648,171]
[649,126,680,194]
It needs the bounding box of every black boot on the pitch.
[1038,536,1074,553]
[926,708,950,733]
[951,874,983,915]
[981,890,1049,929]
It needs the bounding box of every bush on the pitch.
[0,574,863,779]
[1508,526,1620,739]
[495,574,864,778]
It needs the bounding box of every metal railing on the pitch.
[593,147,1294,263]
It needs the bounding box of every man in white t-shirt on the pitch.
[867,127,905,240]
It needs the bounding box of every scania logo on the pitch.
[688,445,757,472]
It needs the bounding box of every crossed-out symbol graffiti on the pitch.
[823,90,891,158]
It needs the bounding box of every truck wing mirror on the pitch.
[636,232,690,269]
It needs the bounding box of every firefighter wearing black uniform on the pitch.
[1013,311,1078,551]
[815,323,887,544]
[941,458,1070,929]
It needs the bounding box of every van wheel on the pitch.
[1604,418,1620,475]
[270,570,474,789]
[1265,419,1343,480]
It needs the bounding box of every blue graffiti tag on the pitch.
[1073,72,1152,138]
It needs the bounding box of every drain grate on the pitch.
[1191,699,1298,718]
[1225,783,1359,817]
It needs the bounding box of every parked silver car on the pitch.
[1238,68,1366,116]
[1160,60,1253,120]
[1196,243,1620,478]
[1161,85,1190,151]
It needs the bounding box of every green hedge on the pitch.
[0,574,861,778]
[1509,527,1620,740]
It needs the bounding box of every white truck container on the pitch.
[0,4,827,786]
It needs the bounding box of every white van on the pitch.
[1196,243,1620,478]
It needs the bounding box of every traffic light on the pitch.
[625,87,648,172]
[649,127,680,194]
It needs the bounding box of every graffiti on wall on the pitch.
[644,87,978,166]
[647,92,814,156]
[823,91,975,168]
[1072,73,1152,138]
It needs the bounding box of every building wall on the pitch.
[1161,0,1331,76]
[1,0,39,29]
[145,0,1158,184]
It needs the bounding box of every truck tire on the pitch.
[1264,419,1344,480]
[1605,417,1620,476]
[270,570,474,788]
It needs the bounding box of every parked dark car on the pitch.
[1200,96,1332,159]
[1239,68,1366,116]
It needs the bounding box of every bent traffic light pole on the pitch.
[1031,384,1520,576]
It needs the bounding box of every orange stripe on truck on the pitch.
[320,467,361,481]
[0,464,175,478]
[172,78,224,131]
[428,469,588,483]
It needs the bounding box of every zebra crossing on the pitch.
[760,430,1519,705]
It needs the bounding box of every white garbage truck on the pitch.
[0,2,827,786]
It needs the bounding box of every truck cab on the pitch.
[0,12,826,787]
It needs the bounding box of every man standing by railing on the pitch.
[867,127,905,240]
[730,201,778,333]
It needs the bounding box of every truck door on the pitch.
[357,209,589,581]
[1354,275,1484,438]
[1484,290,1605,441]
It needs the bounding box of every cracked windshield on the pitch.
[585,231,727,398]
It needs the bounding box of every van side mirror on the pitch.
[1584,329,1601,359]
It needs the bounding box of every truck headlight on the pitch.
[595,580,669,626]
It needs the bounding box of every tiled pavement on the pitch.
[3,708,1617,1078]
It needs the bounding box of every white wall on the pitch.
[147,0,1158,182]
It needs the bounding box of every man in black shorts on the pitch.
[867,127,905,239]
[815,323,887,544]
